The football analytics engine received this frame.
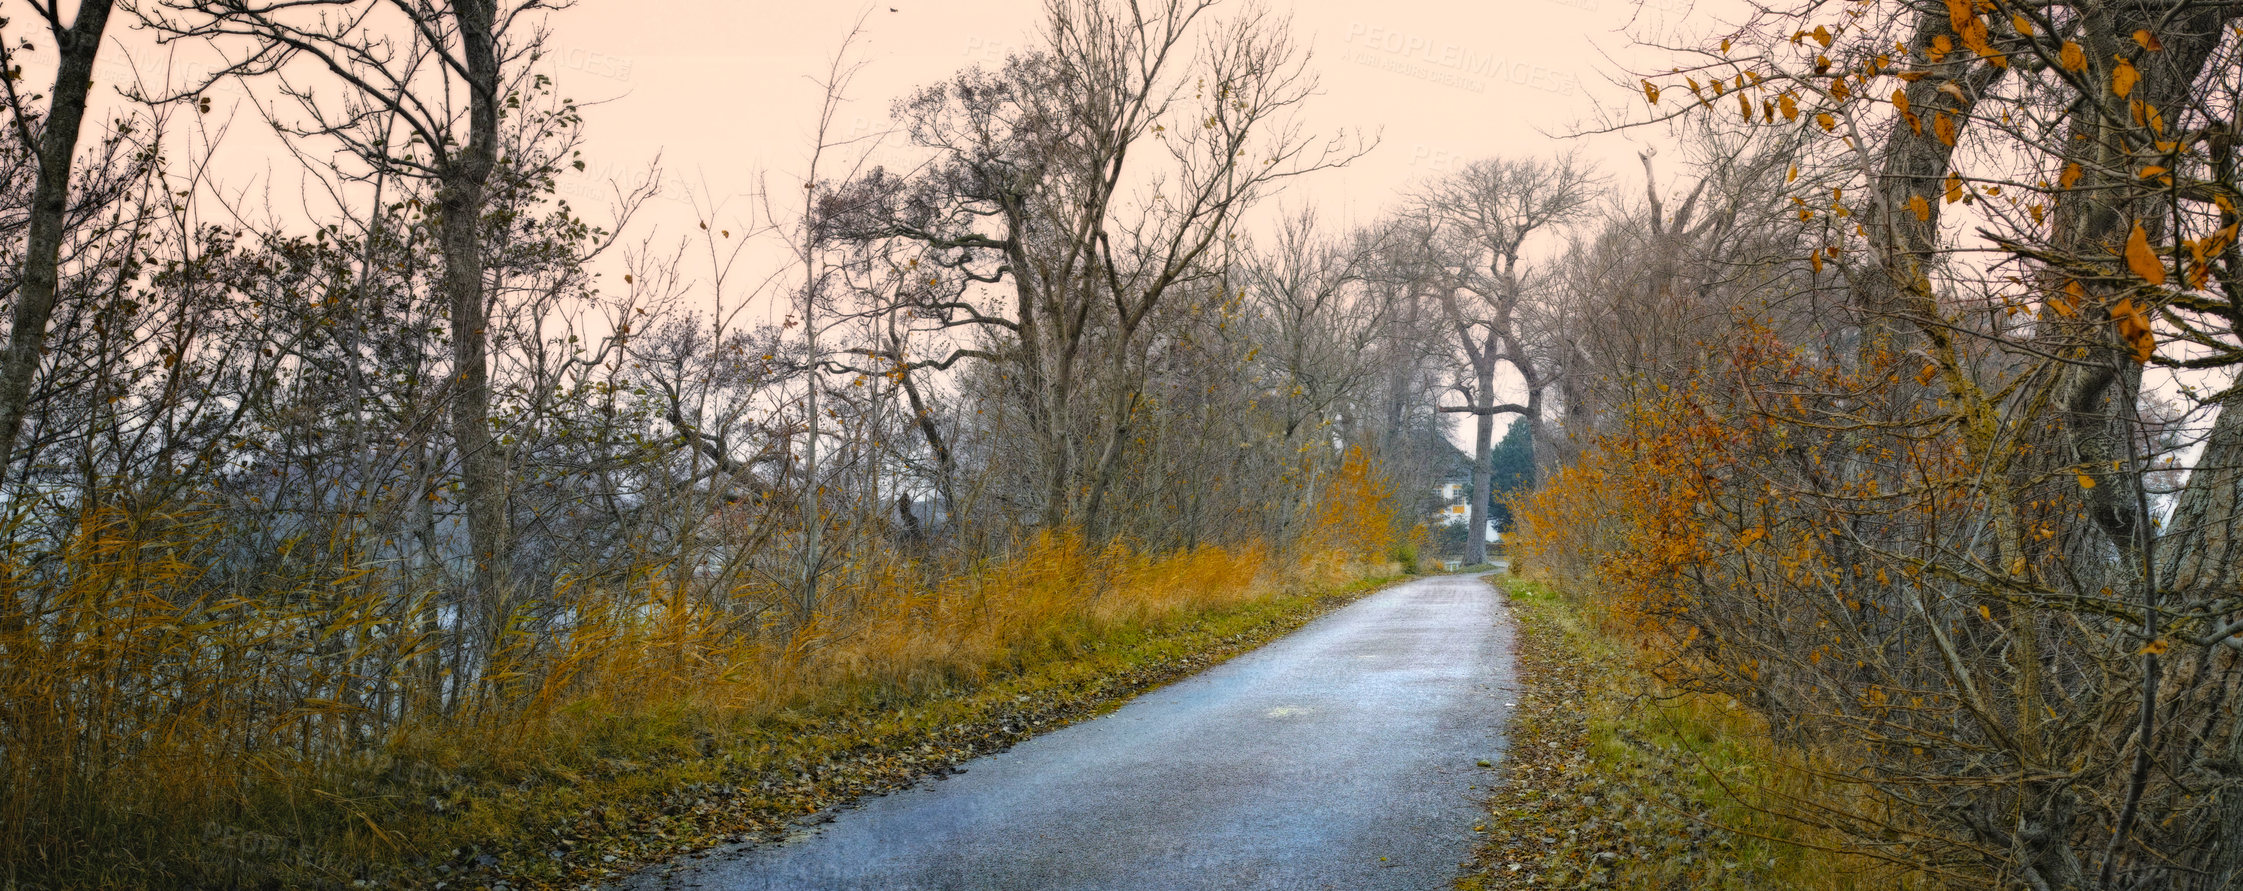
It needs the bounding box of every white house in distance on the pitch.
[1433,478,1501,546]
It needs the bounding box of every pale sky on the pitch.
[14,0,1731,301]
[538,0,1701,235]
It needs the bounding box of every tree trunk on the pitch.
[0,0,117,471]
[1464,360,1496,565]
[442,0,509,664]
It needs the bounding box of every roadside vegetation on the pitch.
[1462,575,1931,890]
[373,549,1406,890]
[0,0,1442,885]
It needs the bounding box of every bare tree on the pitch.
[1411,154,1599,565]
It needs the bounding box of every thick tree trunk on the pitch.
[443,0,509,662]
[0,0,116,471]
[1464,361,1496,566]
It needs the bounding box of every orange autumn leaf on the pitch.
[1908,194,1932,221]
[2125,222,2166,286]
[1816,111,1838,131]
[1642,79,1661,104]
[2111,297,2156,362]
[2112,58,2139,97]
[2059,41,2087,71]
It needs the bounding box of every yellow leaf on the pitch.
[1811,251,1824,273]
[2138,166,2168,179]
[2139,638,2169,656]
[1933,112,1957,145]
[1909,194,1932,221]
[2076,472,2097,489]
[2133,29,2161,51]
[2059,41,2086,72]
[2112,58,2139,97]
[1780,93,1799,121]
[2112,297,2156,362]
[2059,162,2083,189]
[2126,222,2166,286]
[2132,98,2166,133]
[1787,164,1799,183]
[2011,13,2033,35]
[1813,25,1833,48]
[1739,91,1753,118]
[1642,79,1661,104]
[1944,173,1965,204]
[1816,111,1837,131]
[1979,604,1992,621]
[1891,89,1910,116]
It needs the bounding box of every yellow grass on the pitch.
[0,452,1406,887]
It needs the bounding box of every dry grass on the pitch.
[0,471,1403,888]
[1460,576,1940,891]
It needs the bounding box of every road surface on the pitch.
[618,572,1515,891]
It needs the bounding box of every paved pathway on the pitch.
[619,573,1515,891]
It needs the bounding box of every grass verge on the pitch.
[1456,576,1934,890]
[358,566,1405,891]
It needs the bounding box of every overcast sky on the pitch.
[535,0,1707,232]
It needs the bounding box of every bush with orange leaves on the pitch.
[1511,319,2243,887]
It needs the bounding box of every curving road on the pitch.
[618,572,1514,891]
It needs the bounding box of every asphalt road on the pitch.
[618,572,1515,891]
